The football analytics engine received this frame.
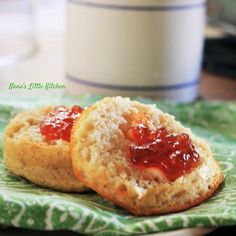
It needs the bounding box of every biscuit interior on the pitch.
[71,97,223,215]
[4,106,88,192]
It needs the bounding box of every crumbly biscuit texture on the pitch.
[71,97,223,215]
[4,107,88,192]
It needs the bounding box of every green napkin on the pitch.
[0,95,236,235]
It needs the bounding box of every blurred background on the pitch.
[0,0,235,100]
[0,0,65,95]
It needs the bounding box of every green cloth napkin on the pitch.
[0,94,236,235]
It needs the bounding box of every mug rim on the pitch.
[68,0,206,12]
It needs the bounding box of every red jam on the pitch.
[40,105,84,142]
[127,117,201,182]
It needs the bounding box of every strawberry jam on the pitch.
[40,105,84,142]
[127,119,200,182]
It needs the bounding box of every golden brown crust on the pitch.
[74,171,222,216]
[3,106,88,192]
[71,97,223,215]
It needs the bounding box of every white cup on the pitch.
[66,0,206,102]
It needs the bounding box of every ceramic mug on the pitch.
[66,0,206,102]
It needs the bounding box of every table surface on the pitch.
[200,72,236,100]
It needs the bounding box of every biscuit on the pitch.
[3,106,88,192]
[71,97,223,215]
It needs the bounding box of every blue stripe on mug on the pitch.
[68,0,205,11]
[66,75,200,91]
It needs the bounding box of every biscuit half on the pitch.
[71,97,223,215]
[3,106,88,192]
